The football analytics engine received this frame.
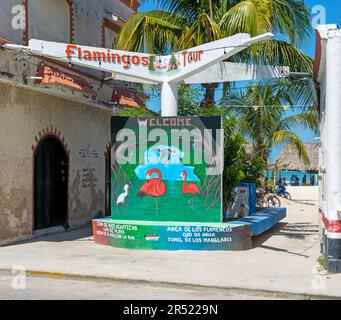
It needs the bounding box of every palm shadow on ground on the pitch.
[252,221,319,258]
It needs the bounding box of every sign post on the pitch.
[3,33,291,251]
[4,32,290,116]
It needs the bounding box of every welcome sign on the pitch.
[111,116,223,223]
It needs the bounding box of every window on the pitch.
[103,18,121,49]
[28,0,71,43]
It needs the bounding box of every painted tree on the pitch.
[148,55,157,71]
[168,54,179,70]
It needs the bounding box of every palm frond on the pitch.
[233,40,313,72]
[220,0,270,36]
[280,111,318,132]
[272,130,309,164]
[117,10,183,53]
[271,0,312,45]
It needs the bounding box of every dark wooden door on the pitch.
[34,137,68,230]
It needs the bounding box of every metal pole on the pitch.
[324,32,341,271]
[161,82,178,117]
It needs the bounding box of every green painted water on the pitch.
[112,180,221,223]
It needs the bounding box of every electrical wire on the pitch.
[1,45,316,109]
[1,41,271,60]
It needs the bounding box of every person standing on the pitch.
[303,174,307,185]
[311,175,315,186]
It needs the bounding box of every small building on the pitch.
[276,142,319,174]
[315,24,341,273]
[0,0,144,245]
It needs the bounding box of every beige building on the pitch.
[0,0,144,245]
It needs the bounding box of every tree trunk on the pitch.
[201,83,218,106]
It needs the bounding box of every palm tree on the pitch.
[117,0,313,105]
[224,81,318,166]
[119,106,159,117]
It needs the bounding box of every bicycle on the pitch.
[256,188,281,208]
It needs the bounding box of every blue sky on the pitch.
[137,0,341,161]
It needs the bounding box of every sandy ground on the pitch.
[286,186,319,202]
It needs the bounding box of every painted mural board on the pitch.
[111,116,223,223]
[92,219,252,251]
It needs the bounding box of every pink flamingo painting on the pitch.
[180,171,201,211]
[137,168,166,214]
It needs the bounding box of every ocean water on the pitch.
[265,170,319,186]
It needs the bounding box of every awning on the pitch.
[112,89,145,108]
[35,63,96,99]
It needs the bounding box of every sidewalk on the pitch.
[1,190,341,299]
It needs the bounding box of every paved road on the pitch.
[0,275,278,300]
[1,187,340,299]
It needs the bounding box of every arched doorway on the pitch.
[34,136,68,230]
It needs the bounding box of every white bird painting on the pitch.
[116,184,130,210]
[150,146,182,165]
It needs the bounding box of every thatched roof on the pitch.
[276,142,319,172]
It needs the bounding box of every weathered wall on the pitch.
[28,0,71,43]
[0,82,111,245]
[73,0,133,47]
[0,0,140,245]
[0,0,135,46]
[0,0,24,44]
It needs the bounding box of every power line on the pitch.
[2,42,270,59]
[2,47,316,109]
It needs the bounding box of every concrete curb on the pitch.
[1,268,340,300]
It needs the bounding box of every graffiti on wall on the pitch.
[79,144,99,159]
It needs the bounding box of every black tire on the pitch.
[283,192,292,200]
[267,195,281,207]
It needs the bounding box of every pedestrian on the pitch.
[303,174,307,185]
[311,175,315,186]
[295,175,300,186]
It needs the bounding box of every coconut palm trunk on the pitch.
[202,83,219,106]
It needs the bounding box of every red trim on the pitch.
[313,30,322,80]
[0,37,14,46]
[102,18,122,48]
[120,0,140,12]
[323,213,341,233]
[112,89,145,108]
[23,0,28,45]
[67,0,75,44]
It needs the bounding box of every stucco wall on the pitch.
[28,0,71,43]
[0,82,111,245]
[71,0,133,47]
[0,0,24,44]
[0,0,135,46]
